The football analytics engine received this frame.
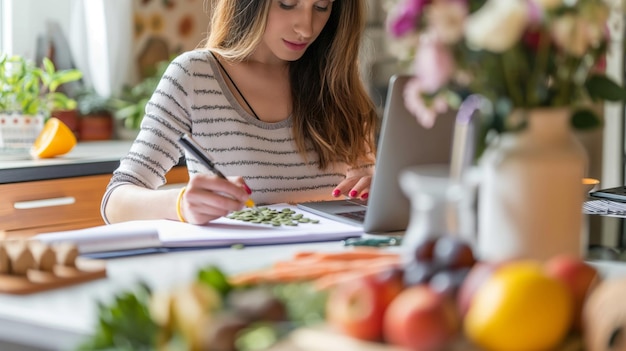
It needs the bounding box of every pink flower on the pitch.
[526,0,544,26]
[387,0,429,37]
[413,34,455,93]
[403,77,449,129]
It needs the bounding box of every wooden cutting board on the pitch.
[0,257,106,295]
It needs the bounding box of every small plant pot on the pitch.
[79,113,114,141]
[0,114,44,160]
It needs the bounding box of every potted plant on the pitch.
[114,59,169,139]
[75,87,115,141]
[0,54,82,157]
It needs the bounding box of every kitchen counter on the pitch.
[0,141,133,184]
[0,140,188,237]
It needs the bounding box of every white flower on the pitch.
[551,13,607,57]
[465,0,530,52]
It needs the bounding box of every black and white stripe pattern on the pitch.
[102,50,375,214]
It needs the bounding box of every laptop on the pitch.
[297,75,457,233]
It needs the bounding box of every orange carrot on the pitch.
[229,249,401,286]
[312,261,401,291]
[291,248,399,261]
[228,269,273,286]
[292,251,318,259]
[230,264,337,286]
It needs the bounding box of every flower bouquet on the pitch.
[385,0,626,262]
[385,0,625,138]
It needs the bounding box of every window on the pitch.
[0,0,7,53]
[0,0,73,58]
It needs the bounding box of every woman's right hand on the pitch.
[179,174,251,224]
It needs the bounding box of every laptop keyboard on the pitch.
[346,198,368,206]
[336,210,367,222]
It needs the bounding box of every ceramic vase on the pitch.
[477,108,588,262]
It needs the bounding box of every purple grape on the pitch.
[403,260,441,287]
[429,267,471,296]
[413,237,437,262]
[433,237,476,269]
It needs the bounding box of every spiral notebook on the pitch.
[33,204,363,258]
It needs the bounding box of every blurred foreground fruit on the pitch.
[583,277,626,351]
[464,261,573,351]
[383,285,459,351]
[325,270,403,341]
[404,237,476,295]
[544,254,599,332]
[30,117,76,158]
[432,237,476,269]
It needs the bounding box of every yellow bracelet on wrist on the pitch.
[176,186,187,223]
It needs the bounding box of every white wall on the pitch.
[3,0,73,58]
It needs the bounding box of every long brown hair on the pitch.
[203,0,378,169]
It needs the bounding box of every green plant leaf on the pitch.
[43,57,55,75]
[197,265,233,297]
[76,282,158,351]
[49,70,83,92]
[48,92,77,111]
[1,54,81,115]
[585,75,626,102]
[571,108,602,129]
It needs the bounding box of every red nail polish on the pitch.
[243,184,252,195]
[332,189,341,197]
[349,190,358,198]
[361,192,369,200]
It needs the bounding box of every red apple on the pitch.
[544,254,600,331]
[325,268,404,341]
[383,285,460,351]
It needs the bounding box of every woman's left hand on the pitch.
[332,175,372,200]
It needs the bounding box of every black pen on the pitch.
[178,133,255,208]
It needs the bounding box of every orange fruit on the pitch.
[464,261,573,351]
[30,117,77,158]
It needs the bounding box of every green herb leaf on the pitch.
[571,109,602,130]
[271,282,327,326]
[197,265,232,297]
[236,323,279,351]
[76,282,158,351]
[585,75,626,102]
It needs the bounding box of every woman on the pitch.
[102,0,378,225]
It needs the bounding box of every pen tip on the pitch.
[245,198,255,208]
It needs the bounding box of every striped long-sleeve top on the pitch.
[101,50,375,221]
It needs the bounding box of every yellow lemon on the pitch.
[30,117,77,159]
[464,261,573,351]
